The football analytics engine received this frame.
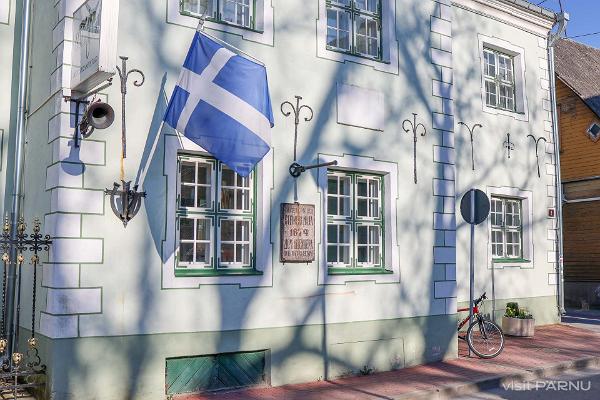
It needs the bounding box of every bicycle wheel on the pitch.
[466,319,504,358]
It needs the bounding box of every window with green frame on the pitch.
[326,0,382,60]
[327,170,388,274]
[490,197,523,261]
[181,0,256,30]
[176,155,259,276]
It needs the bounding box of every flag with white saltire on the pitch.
[164,31,274,177]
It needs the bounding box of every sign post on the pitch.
[71,0,119,93]
[460,189,490,356]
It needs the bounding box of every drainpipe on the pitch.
[6,0,34,357]
[547,12,569,316]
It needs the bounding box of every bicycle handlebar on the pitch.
[473,292,487,306]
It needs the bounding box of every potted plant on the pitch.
[501,302,535,337]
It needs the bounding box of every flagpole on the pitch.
[195,20,266,66]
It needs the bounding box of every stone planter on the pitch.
[502,316,535,337]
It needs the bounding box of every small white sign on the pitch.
[71,0,119,93]
[0,1,9,24]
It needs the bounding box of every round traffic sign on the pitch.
[460,189,490,225]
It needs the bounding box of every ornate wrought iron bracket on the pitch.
[104,57,146,227]
[527,134,547,178]
[116,56,145,161]
[504,133,515,159]
[105,181,146,227]
[0,217,51,398]
[458,122,482,171]
[402,113,427,184]
[281,95,314,163]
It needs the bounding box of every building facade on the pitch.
[555,39,600,308]
[1,0,560,398]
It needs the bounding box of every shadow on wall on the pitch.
[44,0,554,399]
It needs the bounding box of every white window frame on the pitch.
[478,35,529,121]
[163,134,273,288]
[483,48,516,112]
[168,0,274,46]
[176,155,256,273]
[490,197,523,260]
[0,0,9,25]
[318,154,400,285]
[317,0,399,74]
[486,186,534,269]
[180,0,255,30]
[325,0,383,60]
[326,171,384,270]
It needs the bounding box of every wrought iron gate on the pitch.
[0,217,51,397]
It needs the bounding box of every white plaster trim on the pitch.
[1,0,9,24]
[167,0,274,46]
[316,0,399,74]
[46,288,102,315]
[39,313,78,339]
[162,134,273,288]
[317,154,400,285]
[452,0,554,37]
[477,34,529,122]
[485,186,534,269]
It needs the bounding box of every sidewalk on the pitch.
[180,324,600,400]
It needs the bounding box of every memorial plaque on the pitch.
[280,203,315,263]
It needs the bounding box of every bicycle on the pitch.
[457,292,505,358]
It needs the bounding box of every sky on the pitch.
[540,0,600,48]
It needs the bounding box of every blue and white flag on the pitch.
[164,32,274,176]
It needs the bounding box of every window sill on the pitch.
[492,258,530,264]
[175,268,264,277]
[325,46,389,65]
[328,267,394,276]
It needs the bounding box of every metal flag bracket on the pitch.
[281,95,337,180]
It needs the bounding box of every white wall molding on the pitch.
[452,0,554,37]
[46,288,102,315]
[162,134,274,288]
[477,34,529,121]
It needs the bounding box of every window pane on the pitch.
[328,176,338,194]
[485,80,497,107]
[355,0,378,13]
[327,246,338,262]
[484,51,496,77]
[196,243,210,263]
[197,219,210,240]
[222,168,235,186]
[221,243,234,262]
[327,224,338,243]
[328,197,338,215]
[180,243,194,262]
[357,199,368,217]
[221,220,234,241]
[198,163,211,184]
[357,179,367,196]
[236,220,250,241]
[221,188,234,209]
[180,186,195,208]
[182,0,214,16]
[181,162,196,183]
[180,218,194,240]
